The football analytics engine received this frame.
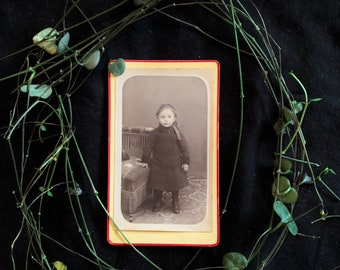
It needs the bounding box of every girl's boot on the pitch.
[153,189,162,212]
[172,190,180,214]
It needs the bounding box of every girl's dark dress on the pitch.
[141,125,190,192]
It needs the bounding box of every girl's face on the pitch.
[158,108,176,127]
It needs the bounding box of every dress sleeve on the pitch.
[141,129,157,164]
[178,133,190,165]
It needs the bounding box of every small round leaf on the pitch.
[222,252,248,270]
[108,58,126,76]
[83,50,101,70]
[281,188,298,204]
[272,176,291,197]
[291,100,303,114]
[283,107,294,124]
[57,32,70,54]
[40,124,47,132]
[33,27,58,54]
[52,261,67,270]
[274,158,292,174]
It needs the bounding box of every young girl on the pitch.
[139,104,190,214]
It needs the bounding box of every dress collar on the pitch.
[158,125,181,140]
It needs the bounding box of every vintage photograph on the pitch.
[107,61,219,245]
[120,75,208,226]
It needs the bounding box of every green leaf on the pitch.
[280,159,292,174]
[321,167,336,176]
[287,220,298,235]
[40,124,47,132]
[39,186,53,197]
[273,118,286,134]
[32,27,58,54]
[83,50,101,70]
[108,58,126,76]
[291,100,303,114]
[222,252,248,270]
[273,201,292,223]
[273,201,298,235]
[310,97,322,103]
[272,176,291,197]
[329,168,336,175]
[52,261,67,270]
[57,32,70,54]
[20,84,53,99]
[281,188,298,204]
[283,107,294,124]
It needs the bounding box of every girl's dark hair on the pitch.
[155,104,177,117]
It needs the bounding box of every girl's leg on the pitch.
[153,189,162,212]
[172,190,180,214]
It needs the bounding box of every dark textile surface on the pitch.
[0,1,339,269]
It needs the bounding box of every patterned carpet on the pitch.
[123,178,207,225]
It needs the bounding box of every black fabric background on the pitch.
[0,1,339,269]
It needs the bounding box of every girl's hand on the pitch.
[137,162,149,168]
[182,164,189,172]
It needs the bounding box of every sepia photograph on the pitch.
[121,76,208,224]
[107,60,219,245]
